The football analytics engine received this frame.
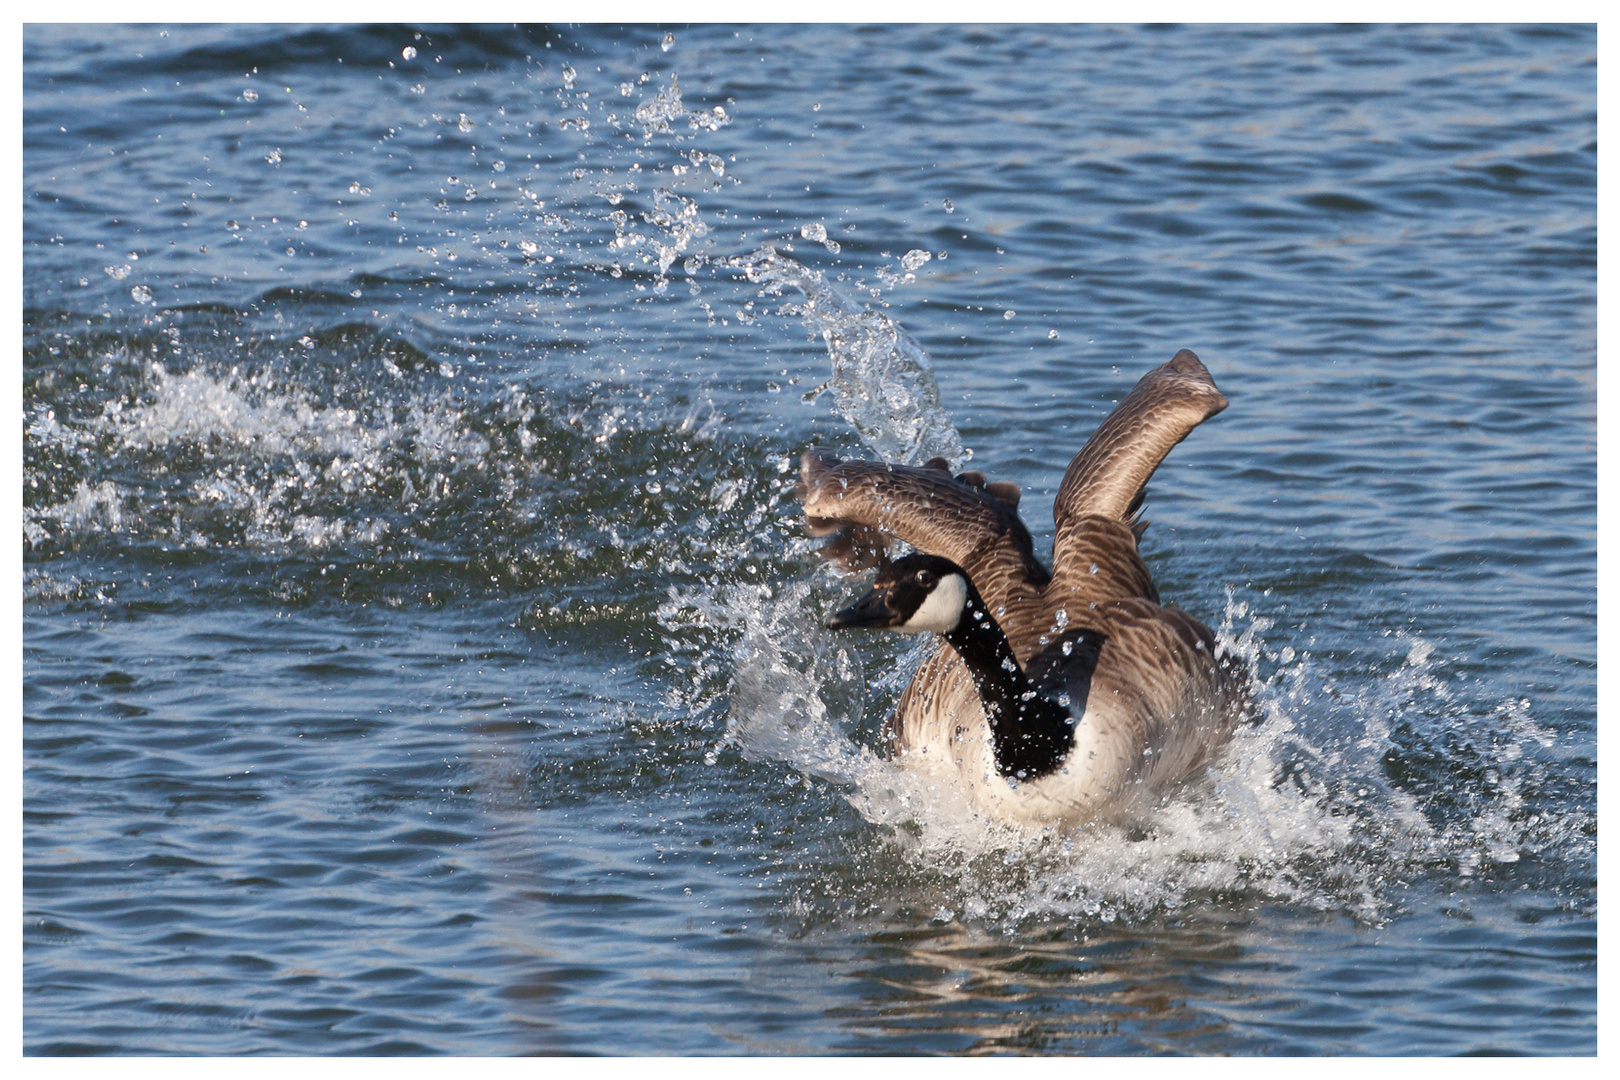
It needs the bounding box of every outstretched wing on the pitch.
[1053,348,1228,528]
[797,448,1050,596]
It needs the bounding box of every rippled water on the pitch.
[24,24,1595,1054]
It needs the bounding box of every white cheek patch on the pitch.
[899,573,968,634]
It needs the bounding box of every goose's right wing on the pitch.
[797,448,1047,588]
[1053,349,1228,529]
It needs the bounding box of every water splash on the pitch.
[22,347,753,623]
[734,245,965,469]
[762,589,1586,929]
[23,479,124,547]
[684,258,1582,924]
[632,72,730,138]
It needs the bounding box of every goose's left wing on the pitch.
[797,449,1047,587]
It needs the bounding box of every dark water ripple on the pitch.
[24,23,1593,1054]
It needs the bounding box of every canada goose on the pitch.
[802,349,1247,825]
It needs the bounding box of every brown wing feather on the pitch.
[1053,348,1228,528]
[798,448,1051,636]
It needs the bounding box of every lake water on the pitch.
[23,23,1595,1055]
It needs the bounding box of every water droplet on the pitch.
[1048,329,1060,339]
[562,66,577,89]
[457,113,474,133]
[661,32,676,51]
[265,148,282,166]
[1003,309,1016,320]
[901,249,931,272]
[241,88,258,102]
[129,285,152,304]
[103,264,131,280]
[402,46,417,61]
[1089,563,1099,575]
[942,198,955,213]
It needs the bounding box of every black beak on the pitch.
[826,586,897,630]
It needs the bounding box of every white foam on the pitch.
[24,480,124,548]
[24,361,492,552]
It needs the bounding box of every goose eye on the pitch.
[914,570,936,589]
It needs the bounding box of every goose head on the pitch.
[825,554,971,634]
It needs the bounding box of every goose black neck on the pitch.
[941,588,1075,781]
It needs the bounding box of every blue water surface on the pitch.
[23,23,1594,1054]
